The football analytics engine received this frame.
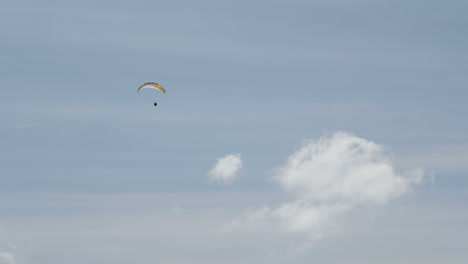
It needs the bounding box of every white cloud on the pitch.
[208,154,243,183]
[230,132,423,240]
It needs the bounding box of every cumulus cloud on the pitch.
[208,154,243,183]
[230,132,422,240]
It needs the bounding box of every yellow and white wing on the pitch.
[137,82,166,93]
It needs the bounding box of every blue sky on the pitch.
[1,0,468,263]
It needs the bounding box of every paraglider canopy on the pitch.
[138,82,166,93]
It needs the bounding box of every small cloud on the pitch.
[208,154,243,183]
[229,132,422,241]
[0,252,16,264]
[0,239,17,264]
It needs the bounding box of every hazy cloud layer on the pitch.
[208,154,243,183]
[230,132,423,240]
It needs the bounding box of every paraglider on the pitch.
[138,82,166,106]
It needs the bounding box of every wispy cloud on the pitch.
[397,144,468,174]
[208,154,243,183]
[0,252,15,264]
[0,241,17,264]
[229,132,423,241]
